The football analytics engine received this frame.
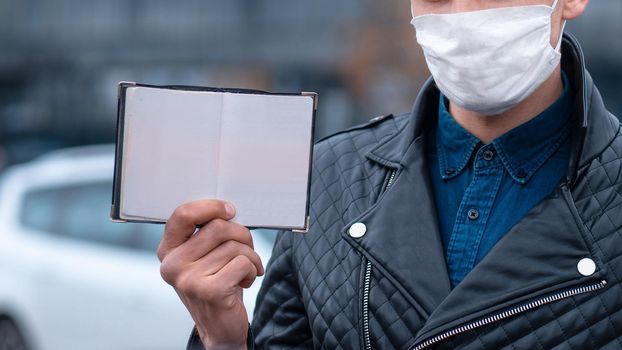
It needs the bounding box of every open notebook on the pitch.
[111,82,316,231]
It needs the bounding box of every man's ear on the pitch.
[562,0,589,20]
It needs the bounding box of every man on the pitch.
[158,0,622,348]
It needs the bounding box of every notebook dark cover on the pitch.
[111,81,317,231]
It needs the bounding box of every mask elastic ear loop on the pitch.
[551,0,565,52]
[555,21,567,52]
[551,0,560,10]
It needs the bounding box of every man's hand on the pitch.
[157,200,264,349]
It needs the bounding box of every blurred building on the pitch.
[0,0,620,167]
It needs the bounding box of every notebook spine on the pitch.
[110,82,136,222]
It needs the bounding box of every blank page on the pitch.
[217,93,314,228]
[121,87,223,221]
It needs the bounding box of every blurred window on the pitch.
[20,185,59,233]
[20,182,161,252]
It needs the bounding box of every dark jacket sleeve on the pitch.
[186,327,203,350]
[186,326,254,350]
[186,230,312,349]
[251,230,313,348]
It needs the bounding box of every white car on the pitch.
[0,145,276,350]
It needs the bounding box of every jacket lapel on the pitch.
[342,78,452,317]
[343,135,452,317]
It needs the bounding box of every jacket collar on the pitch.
[365,77,438,170]
[562,33,621,186]
[366,33,618,188]
[343,133,452,318]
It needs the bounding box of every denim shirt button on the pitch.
[445,168,456,176]
[516,168,528,179]
[483,150,495,161]
[467,209,479,220]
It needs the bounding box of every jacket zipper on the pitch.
[384,170,397,193]
[362,260,373,350]
[411,279,608,350]
[362,169,397,350]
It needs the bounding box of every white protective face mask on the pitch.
[411,0,565,116]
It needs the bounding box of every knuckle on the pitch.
[170,269,223,302]
[175,274,196,297]
[209,218,228,232]
[226,224,253,247]
[159,258,179,285]
[171,204,194,223]
[202,219,233,243]
[223,240,252,260]
[178,273,213,302]
[242,228,254,247]
[250,249,262,264]
[198,221,221,242]
[242,245,259,264]
[237,254,255,271]
[220,239,239,253]
[235,240,256,259]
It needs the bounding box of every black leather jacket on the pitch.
[189,34,622,349]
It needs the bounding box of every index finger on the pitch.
[157,199,236,261]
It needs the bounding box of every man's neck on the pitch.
[448,66,564,145]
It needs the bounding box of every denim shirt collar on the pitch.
[437,72,572,184]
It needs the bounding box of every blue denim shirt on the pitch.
[428,74,572,288]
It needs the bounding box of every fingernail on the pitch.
[224,202,236,218]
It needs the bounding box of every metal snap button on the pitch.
[483,150,495,161]
[577,258,596,276]
[467,208,479,220]
[348,222,367,238]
